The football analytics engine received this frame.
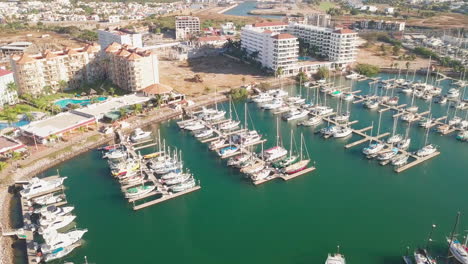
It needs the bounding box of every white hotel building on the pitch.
[240,22,358,76]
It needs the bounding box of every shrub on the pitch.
[355,63,380,77]
[230,88,248,100]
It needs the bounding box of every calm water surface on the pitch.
[15,73,468,264]
[224,1,283,19]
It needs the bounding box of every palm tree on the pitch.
[133,104,142,114]
[241,76,246,85]
[58,80,68,92]
[24,111,33,121]
[275,67,284,78]
[4,111,18,126]
[6,82,17,93]
[406,61,410,70]
[109,87,115,96]
[119,108,127,119]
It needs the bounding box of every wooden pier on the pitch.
[133,186,201,210]
[394,152,440,173]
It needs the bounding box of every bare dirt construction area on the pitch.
[159,55,274,96]
[0,31,84,54]
[406,13,468,29]
[357,41,431,70]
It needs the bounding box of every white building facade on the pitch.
[175,16,200,40]
[98,29,143,50]
[0,69,18,107]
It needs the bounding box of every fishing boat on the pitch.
[39,215,76,233]
[21,177,67,198]
[170,177,196,192]
[130,128,151,142]
[377,148,398,161]
[282,108,309,121]
[416,144,437,157]
[111,160,139,176]
[299,116,322,126]
[125,185,156,198]
[41,229,88,254]
[391,154,409,166]
[362,143,385,155]
[194,129,213,138]
[160,169,182,180]
[447,238,468,264]
[333,126,352,138]
[217,145,239,157]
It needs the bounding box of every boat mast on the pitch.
[425,224,437,250]
[244,103,248,130]
[369,121,374,145]
[300,133,303,161]
[447,212,461,258]
[392,114,398,137]
[424,56,432,85]
[276,117,280,147]
[377,111,382,136]
[289,129,293,158]
[423,125,430,147]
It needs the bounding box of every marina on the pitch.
[10,73,468,264]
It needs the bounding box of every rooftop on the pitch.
[21,112,94,138]
[74,94,151,119]
[0,135,25,154]
[272,33,296,40]
[0,68,13,77]
[334,28,356,34]
[253,21,288,28]
[143,83,173,95]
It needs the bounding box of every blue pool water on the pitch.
[0,119,30,130]
[298,56,314,61]
[54,97,107,108]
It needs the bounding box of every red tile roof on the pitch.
[334,28,355,34]
[143,83,173,95]
[272,33,296,40]
[0,69,12,77]
[253,21,288,28]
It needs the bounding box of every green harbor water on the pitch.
[15,73,468,264]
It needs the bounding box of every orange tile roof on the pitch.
[253,21,288,28]
[126,52,142,61]
[272,33,296,40]
[117,49,131,57]
[15,54,35,64]
[143,83,173,95]
[42,50,58,59]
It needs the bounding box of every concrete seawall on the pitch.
[218,4,238,14]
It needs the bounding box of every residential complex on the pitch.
[98,28,143,50]
[354,20,406,31]
[175,16,201,40]
[10,43,103,95]
[240,22,357,75]
[104,43,159,92]
[0,69,18,107]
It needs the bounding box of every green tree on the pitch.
[109,87,115,96]
[4,110,18,125]
[355,63,380,77]
[119,108,127,119]
[406,61,410,70]
[6,82,17,93]
[58,80,68,92]
[133,104,142,114]
[296,71,308,82]
[275,67,284,78]
[315,67,329,80]
[230,88,248,100]
[392,45,401,56]
[0,161,7,172]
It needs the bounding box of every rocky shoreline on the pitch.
[0,92,228,264]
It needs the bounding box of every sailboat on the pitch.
[273,130,298,169]
[219,98,240,130]
[325,246,346,264]
[387,115,403,144]
[416,127,437,157]
[282,133,310,174]
[263,118,287,161]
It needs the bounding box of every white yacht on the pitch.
[164,173,192,185]
[36,206,74,218]
[209,138,227,150]
[41,229,88,254]
[397,138,411,150]
[406,106,419,112]
[219,120,240,130]
[401,113,417,122]
[387,134,403,144]
[269,89,288,98]
[262,99,283,110]
[130,128,151,142]
[364,100,379,109]
[448,116,462,126]
[300,116,322,126]
[252,93,273,103]
[21,177,67,198]
[184,122,205,131]
[419,118,435,128]
[342,93,354,101]
[333,126,352,138]
[447,239,468,264]
[103,149,126,160]
[170,177,196,192]
[345,72,361,80]
[362,143,385,155]
[416,144,437,157]
[391,154,409,166]
[311,106,334,116]
[203,110,226,121]
[333,112,350,123]
[32,194,66,206]
[282,109,309,121]
[377,148,398,161]
[161,171,182,180]
[263,146,288,161]
[227,153,252,167]
[446,88,460,98]
[39,215,76,233]
[250,168,272,181]
[194,129,213,138]
[242,130,262,145]
[43,244,79,262]
[125,185,156,198]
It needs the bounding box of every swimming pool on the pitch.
[0,119,30,130]
[54,97,107,108]
[298,56,314,61]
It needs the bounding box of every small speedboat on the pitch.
[416,144,437,157]
[434,96,447,104]
[130,128,151,142]
[330,90,342,97]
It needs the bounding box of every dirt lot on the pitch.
[357,41,431,70]
[0,31,85,54]
[159,55,275,96]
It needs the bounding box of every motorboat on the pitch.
[330,90,342,97]
[320,125,338,138]
[457,131,468,142]
[250,168,272,181]
[203,110,226,121]
[333,112,350,123]
[125,185,156,198]
[446,88,460,98]
[396,138,411,150]
[160,170,182,180]
[434,96,447,104]
[299,116,322,126]
[419,117,435,128]
[282,159,310,174]
[242,130,262,145]
[219,120,240,130]
[35,206,74,218]
[154,162,182,175]
[387,134,403,144]
[459,120,468,130]
[282,109,309,121]
[252,93,273,103]
[119,173,145,185]
[217,146,239,157]
[447,239,468,264]
[416,144,437,157]
[269,89,288,98]
[103,149,127,160]
[362,143,385,155]
[21,177,67,198]
[387,96,399,105]
[43,244,79,262]
[414,248,437,264]
[184,122,205,131]
[39,215,76,233]
[263,146,288,161]
[391,154,409,166]
[333,126,352,138]
[325,253,346,264]
[401,87,413,94]
[311,106,334,116]
[41,229,87,254]
[209,138,227,150]
[287,96,306,105]
[377,148,398,161]
[170,177,196,192]
[194,129,213,138]
[363,100,379,109]
[32,194,66,206]
[130,128,151,142]
[241,161,265,174]
[401,113,417,122]
[345,72,361,80]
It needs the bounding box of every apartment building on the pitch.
[306,13,331,28]
[104,43,159,92]
[0,69,18,107]
[10,43,103,95]
[98,28,143,50]
[241,23,298,75]
[356,20,405,31]
[287,23,358,68]
[175,16,200,40]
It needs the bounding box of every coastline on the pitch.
[218,4,238,14]
[0,92,228,264]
